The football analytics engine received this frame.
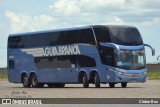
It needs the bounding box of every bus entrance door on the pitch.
[9,58,20,82]
[68,64,78,82]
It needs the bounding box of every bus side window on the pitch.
[77,29,95,45]
[94,27,111,44]
[34,57,57,69]
[34,58,40,63]
[67,56,76,68]
[57,56,68,68]
[9,60,15,69]
[76,55,96,67]
[106,55,113,66]
[62,31,77,45]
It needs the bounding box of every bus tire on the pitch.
[121,83,127,88]
[22,74,31,88]
[94,73,100,88]
[83,73,89,88]
[109,83,115,88]
[31,74,40,88]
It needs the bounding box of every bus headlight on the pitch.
[116,71,124,75]
[109,69,124,75]
[142,71,147,75]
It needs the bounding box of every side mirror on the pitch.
[157,55,160,61]
[144,44,155,56]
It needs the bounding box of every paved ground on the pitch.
[0,80,160,98]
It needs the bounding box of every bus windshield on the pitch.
[116,50,145,70]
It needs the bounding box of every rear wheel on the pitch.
[94,73,100,88]
[121,83,127,88]
[109,83,115,88]
[31,74,42,88]
[22,74,31,88]
[82,73,89,88]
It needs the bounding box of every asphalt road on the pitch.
[0,80,160,98]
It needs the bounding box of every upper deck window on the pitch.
[93,27,111,44]
[8,35,30,48]
[109,27,143,45]
[8,28,95,49]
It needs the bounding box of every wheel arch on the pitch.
[29,72,36,78]
[21,72,28,83]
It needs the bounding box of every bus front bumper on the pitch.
[114,73,147,83]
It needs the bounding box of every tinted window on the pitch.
[93,27,111,44]
[31,32,62,47]
[34,57,57,69]
[8,28,95,49]
[68,56,76,65]
[76,29,95,45]
[35,55,96,69]
[8,36,30,49]
[35,56,69,69]
[109,27,143,45]
[9,60,14,69]
[8,36,22,48]
[57,56,69,68]
[21,36,31,48]
[62,30,77,44]
[99,47,115,66]
[77,55,96,67]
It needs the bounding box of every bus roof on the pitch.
[9,25,136,37]
[9,25,92,37]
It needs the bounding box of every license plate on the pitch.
[130,80,137,83]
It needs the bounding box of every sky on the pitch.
[0,0,160,67]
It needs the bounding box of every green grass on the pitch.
[0,73,7,78]
[0,72,7,80]
[147,71,160,80]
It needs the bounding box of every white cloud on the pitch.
[5,0,160,34]
[50,0,80,17]
[80,0,125,11]
[1,0,160,68]
[140,18,160,27]
[49,0,126,17]
[5,11,56,33]
[5,11,28,33]
[48,0,160,27]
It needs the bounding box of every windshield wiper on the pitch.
[119,65,132,70]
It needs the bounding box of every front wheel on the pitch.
[121,83,127,88]
[82,73,89,88]
[22,74,31,88]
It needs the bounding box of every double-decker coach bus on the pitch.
[7,25,155,88]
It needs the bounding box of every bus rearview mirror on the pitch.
[144,44,155,56]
